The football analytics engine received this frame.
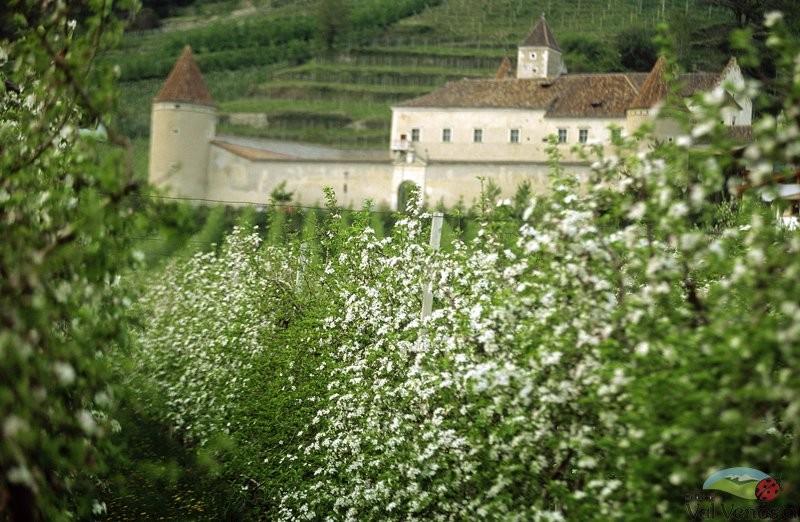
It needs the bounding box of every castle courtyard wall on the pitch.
[208,145,395,208]
[423,162,591,208]
[208,143,591,210]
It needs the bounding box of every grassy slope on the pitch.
[706,478,758,499]
[115,0,732,170]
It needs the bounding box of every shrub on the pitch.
[126,13,800,521]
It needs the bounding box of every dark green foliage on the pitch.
[102,398,246,520]
[126,7,161,32]
[270,181,295,204]
[0,1,143,519]
[317,0,352,52]
[616,26,659,71]
[140,0,197,18]
[700,0,800,29]
[397,180,418,213]
[562,34,622,73]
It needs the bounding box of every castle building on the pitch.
[149,16,752,210]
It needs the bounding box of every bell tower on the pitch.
[517,14,565,80]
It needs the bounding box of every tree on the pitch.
[1,0,141,518]
[616,26,659,71]
[698,1,799,110]
[562,35,622,73]
[700,0,800,30]
[317,0,351,52]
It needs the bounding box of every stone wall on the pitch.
[207,144,395,208]
[208,143,591,210]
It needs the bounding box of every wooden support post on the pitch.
[421,212,444,320]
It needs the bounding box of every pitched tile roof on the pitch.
[629,56,669,109]
[154,46,215,107]
[630,56,721,109]
[396,54,731,118]
[547,74,648,117]
[212,136,391,162]
[396,73,648,118]
[521,15,561,52]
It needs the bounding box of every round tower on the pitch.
[149,45,217,200]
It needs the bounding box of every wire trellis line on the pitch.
[125,192,528,223]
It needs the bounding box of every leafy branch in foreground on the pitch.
[1,1,141,519]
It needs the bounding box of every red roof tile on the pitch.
[630,56,722,109]
[396,73,649,118]
[521,15,561,52]
[154,46,215,107]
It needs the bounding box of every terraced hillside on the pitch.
[115,0,733,176]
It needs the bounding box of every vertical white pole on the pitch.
[295,242,307,291]
[421,212,444,320]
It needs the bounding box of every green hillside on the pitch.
[114,0,735,177]
[706,477,758,499]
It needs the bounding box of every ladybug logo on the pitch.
[755,476,781,502]
[703,467,781,502]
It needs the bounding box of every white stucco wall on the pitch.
[423,162,591,208]
[207,145,394,208]
[391,107,624,163]
[207,143,592,210]
[149,102,217,200]
[516,47,563,79]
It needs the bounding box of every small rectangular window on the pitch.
[558,128,567,143]
[411,128,420,142]
[579,129,588,144]
[473,128,483,143]
[442,128,451,143]
[510,129,520,144]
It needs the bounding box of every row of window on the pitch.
[406,127,612,144]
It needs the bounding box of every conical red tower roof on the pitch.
[154,46,215,107]
[629,56,669,109]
